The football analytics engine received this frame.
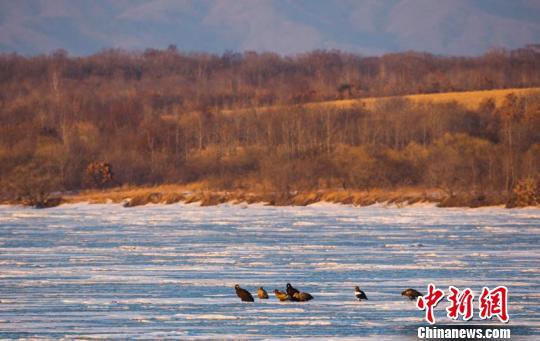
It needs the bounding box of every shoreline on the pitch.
[3,185,535,209]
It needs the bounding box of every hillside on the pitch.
[1,49,539,208]
[221,87,540,115]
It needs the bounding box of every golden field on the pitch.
[221,87,540,115]
[315,87,540,111]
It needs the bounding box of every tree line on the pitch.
[0,46,539,205]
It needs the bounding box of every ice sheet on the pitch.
[0,203,538,338]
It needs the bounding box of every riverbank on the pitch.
[3,184,524,208]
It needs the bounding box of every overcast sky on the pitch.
[1,0,539,56]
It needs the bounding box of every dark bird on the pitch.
[258,287,269,299]
[274,289,290,301]
[286,283,300,297]
[354,286,368,301]
[235,284,254,302]
[401,288,423,300]
[293,292,314,302]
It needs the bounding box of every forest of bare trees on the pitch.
[1,46,539,206]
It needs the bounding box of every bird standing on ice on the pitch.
[293,291,314,302]
[274,289,290,301]
[258,287,269,299]
[286,283,300,296]
[286,283,314,302]
[354,286,368,301]
[235,284,254,302]
[401,288,423,300]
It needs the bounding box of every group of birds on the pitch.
[235,283,314,302]
[234,284,423,303]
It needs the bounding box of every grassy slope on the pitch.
[315,87,540,111]
[220,87,540,115]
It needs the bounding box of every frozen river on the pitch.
[0,203,539,339]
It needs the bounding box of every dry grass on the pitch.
[61,184,452,207]
[220,87,540,115]
[52,184,521,208]
[63,183,202,204]
[318,87,540,111]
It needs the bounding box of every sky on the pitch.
[1,0,539,56]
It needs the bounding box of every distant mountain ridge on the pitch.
[1,0,539,56]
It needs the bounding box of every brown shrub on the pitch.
[507,178,538,207]
[85,162,113,189]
